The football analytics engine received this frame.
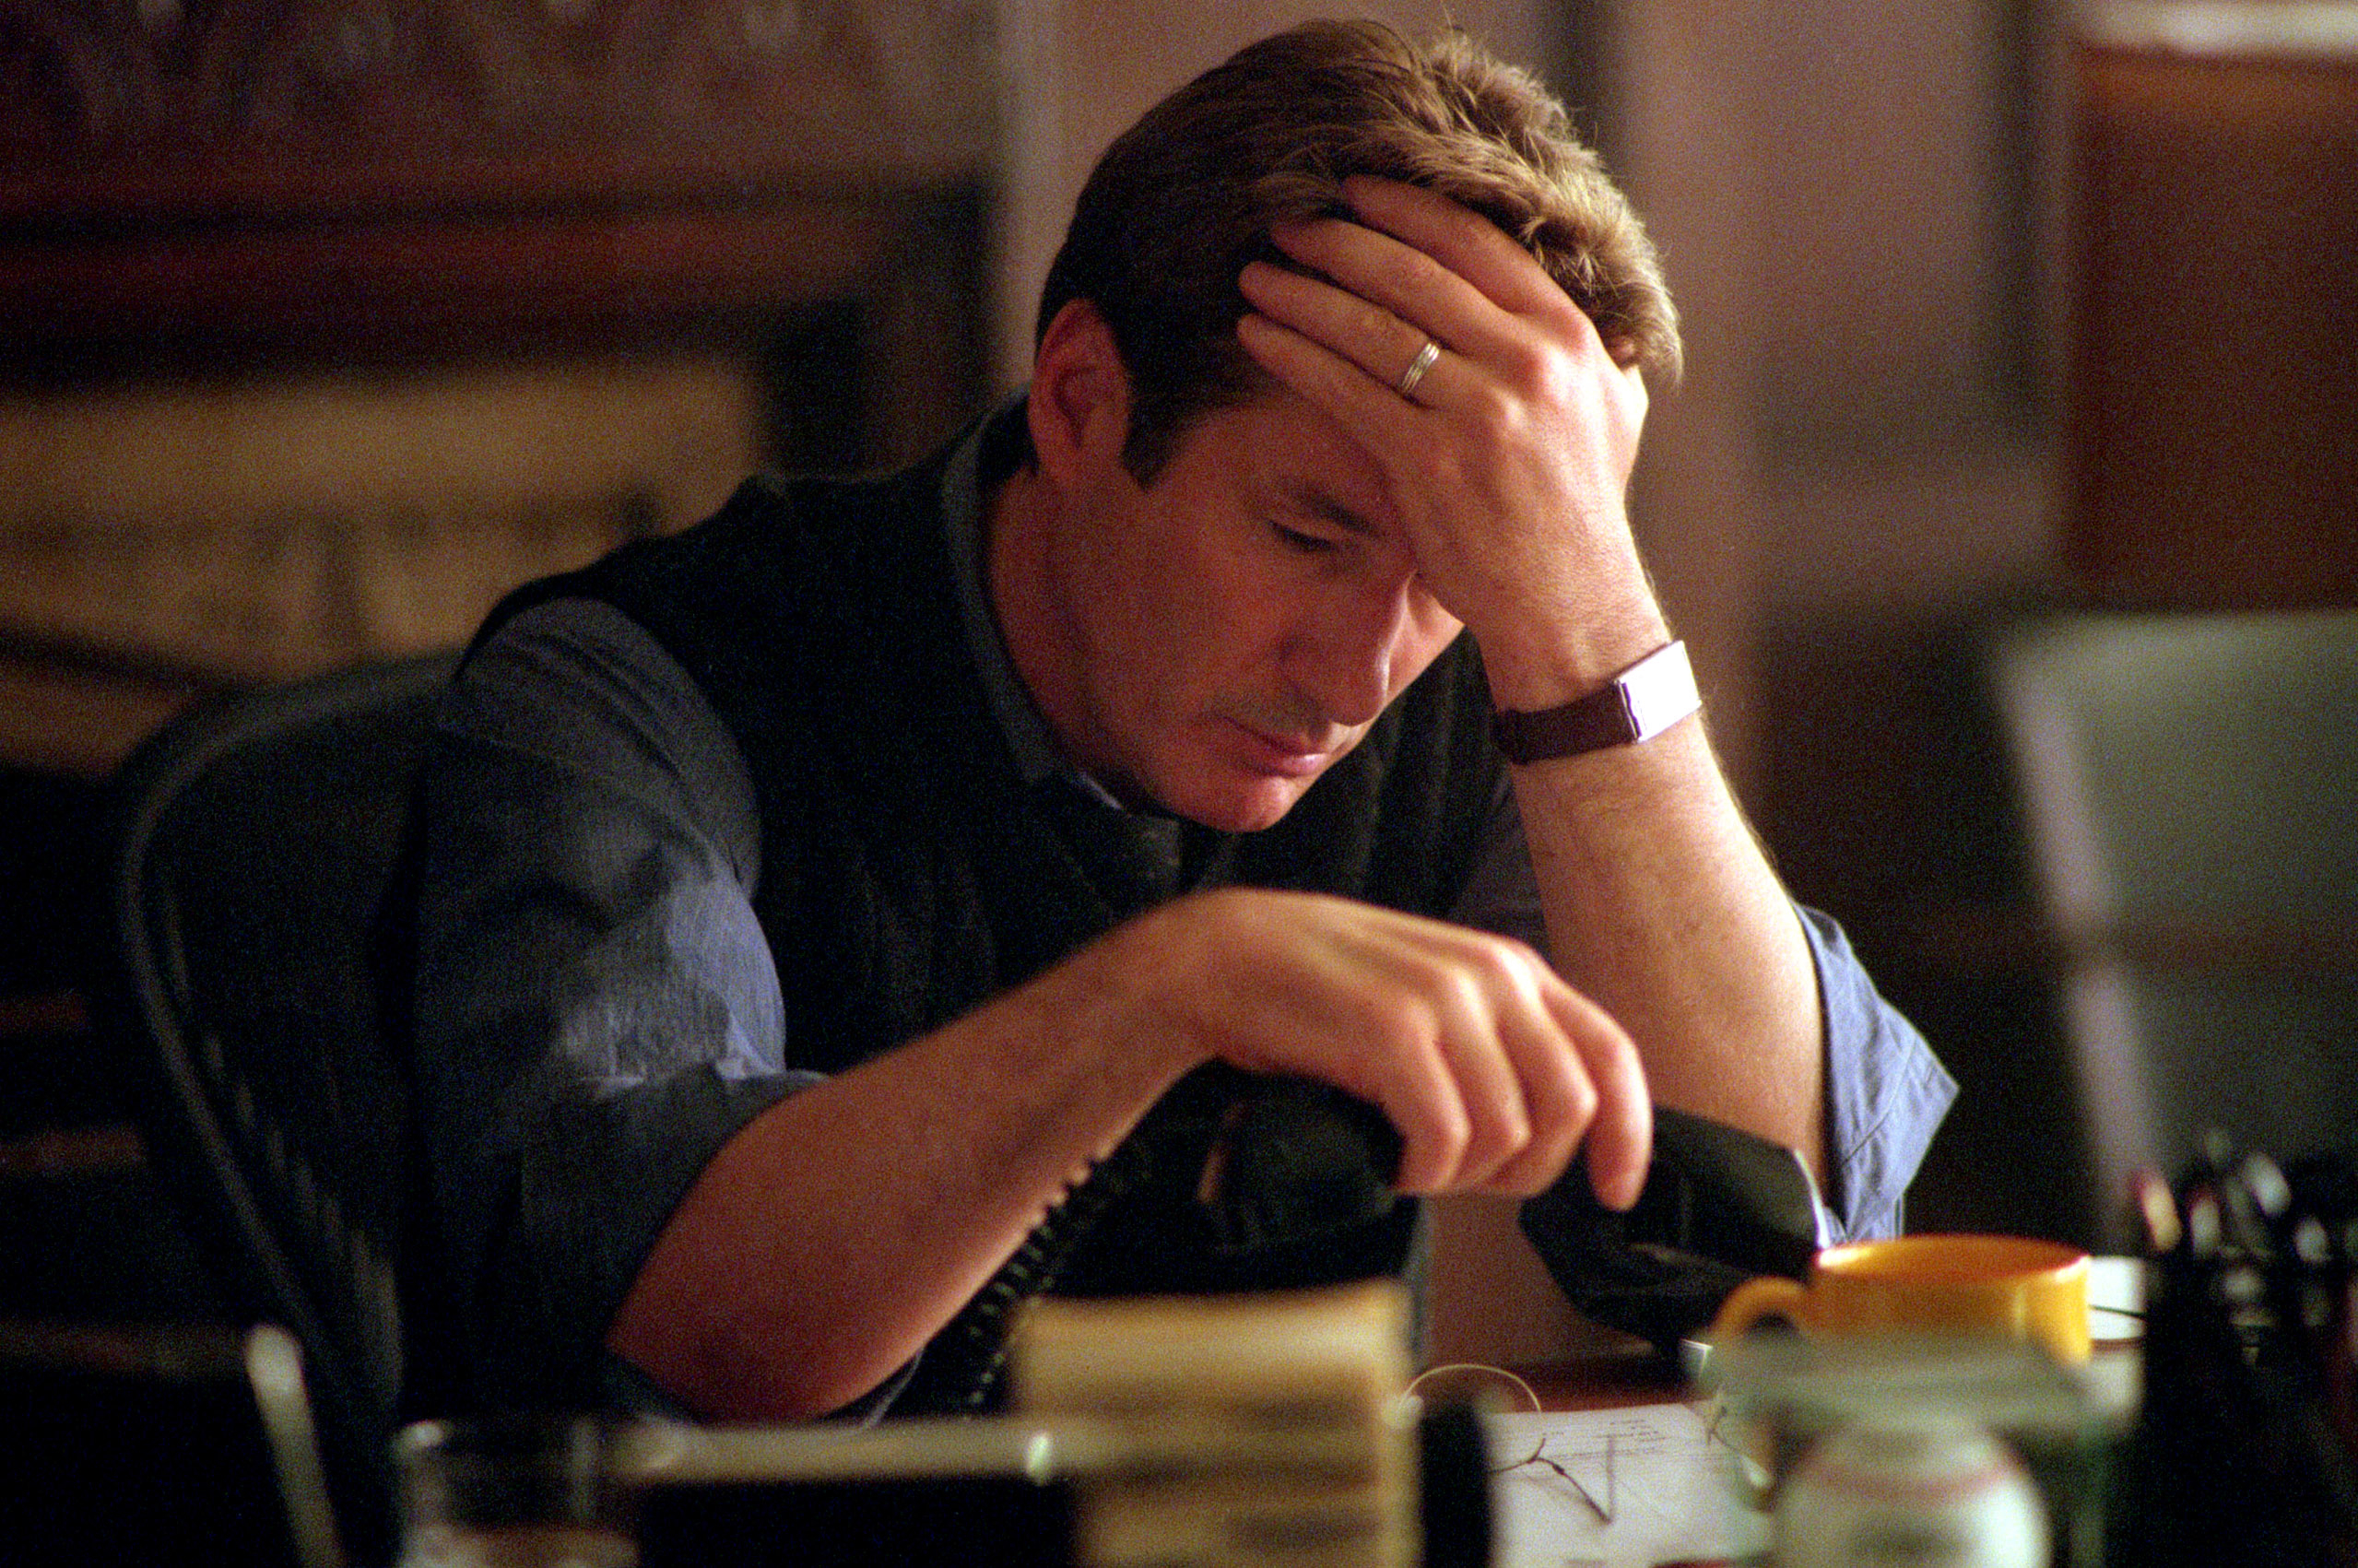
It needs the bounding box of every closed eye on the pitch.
[1270,522,1340,555]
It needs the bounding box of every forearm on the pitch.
[1506,709,1825,1180]
[1464,525,1826,1176]
[607,947,1198,1421]
[1229,176,1822,1169]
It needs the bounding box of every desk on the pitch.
[1515,1347,1692,1414]
[1514,1255,2148,1417]
[631,1272,2161,1568]
[1484,1267,2148,1568]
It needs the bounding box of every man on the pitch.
[403,20,1952,1422]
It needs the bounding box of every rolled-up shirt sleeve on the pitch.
[1801,904,1955,1242]
[409,598,809,1408]
[1450,780,1955,1245]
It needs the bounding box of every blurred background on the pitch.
[1,0,2351,1377]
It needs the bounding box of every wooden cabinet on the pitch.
[0,4,1001,1177]
[2066,18,2358,610]
[0,0,998,770]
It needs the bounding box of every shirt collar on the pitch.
[940,398,1125,807]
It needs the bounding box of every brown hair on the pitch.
[1036,18,1681,480]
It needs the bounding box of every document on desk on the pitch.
[1484,1402,1770,1568]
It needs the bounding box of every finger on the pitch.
[1543,984,1651,1209]
[1191,901,1477,1196]
[1348,1014,1473,1197]
[1266,205,1633,432]
[1263,216,1527,372]
[1476,996,1592,1197]
[1160,892,1592,1200]
[1350,923,1602,1196]
[1412,961,1537,1190]
[1339,174,1572,322]
[1330,177,1648,383]
[1302,918,1522,1194]
[1235,310,1429,462]
[1291,906,1565,1196]
[1348,1055,1471,1198]
[1441,937,1598,1197]
[1238,257,1458,406]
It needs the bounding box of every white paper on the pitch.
[1484,1402,1770,1568]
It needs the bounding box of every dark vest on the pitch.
[480,415,1507,1409]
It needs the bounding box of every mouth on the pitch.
[1220,715,1346,779]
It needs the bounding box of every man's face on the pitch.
[1026,391,1464,832]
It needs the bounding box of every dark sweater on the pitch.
[475,417,1505,1409]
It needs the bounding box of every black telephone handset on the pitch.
[1201,1079,1826,1350]
[902,1072,1823,1410]
[1194,1072,1404,1252]
[1520,1103,1824,1351]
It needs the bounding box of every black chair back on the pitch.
[86,652,458,1563]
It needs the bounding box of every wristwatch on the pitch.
[1490,639,1701,764]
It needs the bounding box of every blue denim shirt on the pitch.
[409,419,1955,1413]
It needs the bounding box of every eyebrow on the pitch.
[1279,479,1380,538]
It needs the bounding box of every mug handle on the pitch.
[1709,1275,1810,1342]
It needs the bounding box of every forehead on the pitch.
[1154,392,1394,532]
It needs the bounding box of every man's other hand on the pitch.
[1047,887,1651,1208]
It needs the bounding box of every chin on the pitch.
[1168,774,1315,834]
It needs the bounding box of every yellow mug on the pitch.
[1709,1233,2093,1365]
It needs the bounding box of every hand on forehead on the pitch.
[1228,173,1653,663]
[1235,178,1636,437]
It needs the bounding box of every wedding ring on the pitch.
[1394,338,1441,401]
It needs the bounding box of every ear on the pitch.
[1026,299,1133,489]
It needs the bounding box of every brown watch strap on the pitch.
[1490,640,1699,764]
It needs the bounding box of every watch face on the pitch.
[1493,641,1695,762]
[1621,640,1701,741]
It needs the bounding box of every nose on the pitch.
[1284,573,1433,730]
